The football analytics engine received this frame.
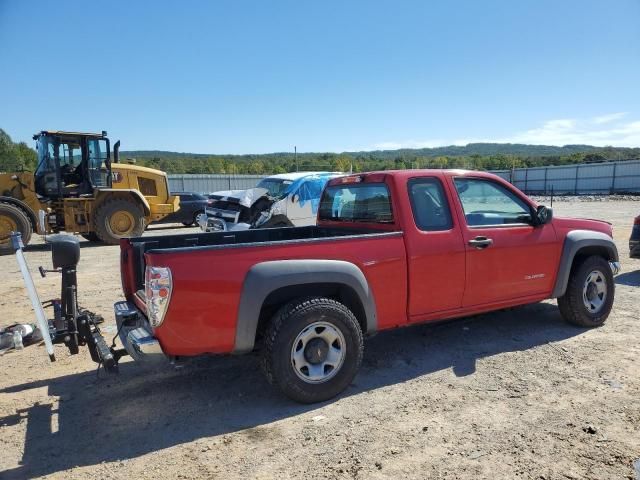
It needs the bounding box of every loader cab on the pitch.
[34,131,114,198]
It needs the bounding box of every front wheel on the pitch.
[0,203,32,255]
[558,255,615,327]
[262,297,364,403]
[94,198,146,245]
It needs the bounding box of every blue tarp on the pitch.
[284,173,338,214]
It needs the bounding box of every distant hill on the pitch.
[4,124,637,176]
[351,143,606,158]
[121,143,640,175]
[122,142,610,159]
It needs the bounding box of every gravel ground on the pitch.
[1,202,639,480]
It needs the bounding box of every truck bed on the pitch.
[124,226,400,294]
[119,223,408,357]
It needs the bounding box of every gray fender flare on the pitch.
[234,259,377,353]
[551,229,619,298]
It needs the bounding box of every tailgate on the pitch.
[120,239,150,313]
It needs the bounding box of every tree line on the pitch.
[2,128,640,175]
[0,129,37,171]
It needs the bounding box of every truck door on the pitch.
[406,176,466,319]
[451,177,558,307]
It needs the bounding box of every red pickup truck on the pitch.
[116,170,619,403]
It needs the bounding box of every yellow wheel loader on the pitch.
[0,130,179,253]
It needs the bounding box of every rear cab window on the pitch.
[408,177,453,231]
[454,178,532,227]
[318,183,393,223]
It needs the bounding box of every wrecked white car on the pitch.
[198,172,341,232]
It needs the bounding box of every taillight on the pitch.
[634,216,640,226]
[145,266,172,328]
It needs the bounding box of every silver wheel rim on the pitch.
[582,270,607,314]
[291,321,346,384]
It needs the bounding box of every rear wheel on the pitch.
[0,203,32,255]
[262,297,364,403]
[558,255,615,327]
[80,232,102,242]
[94,198,145,245]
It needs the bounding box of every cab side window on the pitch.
[408,178,453,231]
[454,178,532,227]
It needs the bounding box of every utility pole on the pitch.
[294,146,298,172]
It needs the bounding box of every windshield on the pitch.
[256,178,293,198]
[318,183,393,223]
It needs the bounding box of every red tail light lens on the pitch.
[145,266,172,328]
[634,216,640,226]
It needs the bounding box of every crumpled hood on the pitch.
[209,187,269,208]
[553,216,613,237]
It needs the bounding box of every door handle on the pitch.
[468,236,493,249]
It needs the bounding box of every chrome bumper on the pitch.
[114,301,166,363]
[609,261,621,275]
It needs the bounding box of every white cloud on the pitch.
[365,114,640,151]
[592,112,628,124]
[506,115,640,146]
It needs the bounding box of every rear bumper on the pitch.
[114,301,166,363]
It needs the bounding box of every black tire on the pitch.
[0,203,32,255]
[262,297,364,403]
[182,211,202,227]
[94,198,145,245]
[80,232,102,242]
[558,255,615,327]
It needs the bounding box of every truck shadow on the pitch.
[1,302,585,479]
[615,270,640,287]
[24,241,106,253]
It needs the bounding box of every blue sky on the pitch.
[1,0,639,154]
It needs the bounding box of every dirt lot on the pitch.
[1,201,639,480]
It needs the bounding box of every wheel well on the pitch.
[256,282,367,342]
[95,192,148,216]
[572,246,615,271]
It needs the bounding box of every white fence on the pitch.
[491,159,640,195]
[168,160,640,195]
[168,174,266,193]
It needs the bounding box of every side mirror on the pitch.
[291,194,299,203]
[534,205,553,226]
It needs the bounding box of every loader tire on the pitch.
[0,202,32,255]
[94,198,145,245]
[80,232,102,242]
